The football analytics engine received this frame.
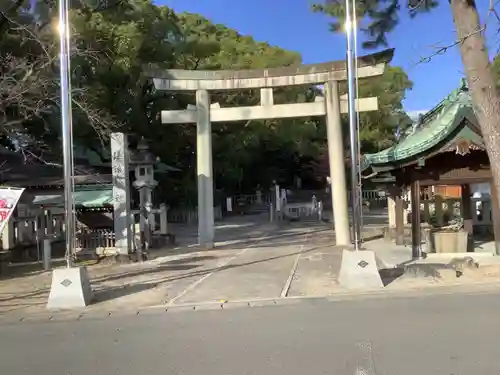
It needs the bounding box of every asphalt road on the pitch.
[2,291,500,375]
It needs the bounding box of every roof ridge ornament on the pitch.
[459,77,468,91]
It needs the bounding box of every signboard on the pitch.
[0,187,25,234]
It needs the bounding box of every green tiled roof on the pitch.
[32,185,113,208]
[362,79,478,171]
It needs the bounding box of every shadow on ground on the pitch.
[147,226,330,260]
[92,283,159,304]
[95,246,325,285]
[378,268,405,286]
[0,260,67,281]
[378,262,466,286]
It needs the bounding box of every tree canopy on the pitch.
[313,0,500,207]
[0,0,413,205]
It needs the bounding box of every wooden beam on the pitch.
[410,179,422,259]
[161,98,378,124]
[460,184,474,252]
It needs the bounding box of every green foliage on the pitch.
[1,0,413,205]
[357,66,413,152]
[312,0,438,48]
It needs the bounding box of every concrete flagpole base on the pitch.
[46,266,93,309]
[338,249,384,290]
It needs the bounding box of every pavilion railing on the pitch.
[347,189,388,209]
[167,205,224,224]
[74,228,115,255]
[418,197,492,227]
[1,213,66,250]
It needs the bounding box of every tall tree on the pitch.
[314,0,500,206]
[0,0,124,156]
[0,0,414,204]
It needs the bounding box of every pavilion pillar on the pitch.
[196,89,214,248]
[460,184,474,252]
[324,81,350,246]
[410,179,422,259]
[490,180,500,255]
[111,132,132,255]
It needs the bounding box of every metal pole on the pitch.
[352,0,364,240]
[58,0,75,267]
[345,0,362,250]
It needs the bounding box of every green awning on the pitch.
[32,194,62,206]
[155,162,181,173]
[32,186,114,208]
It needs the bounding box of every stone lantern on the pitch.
[132,137,158,252]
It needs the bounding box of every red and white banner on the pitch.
[0,187,24,234]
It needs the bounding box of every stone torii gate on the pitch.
[144,49,393,248]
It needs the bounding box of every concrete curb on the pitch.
[3,280,500,326]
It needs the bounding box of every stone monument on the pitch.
[111,132,132,255]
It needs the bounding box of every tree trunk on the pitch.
[450,0,500,230]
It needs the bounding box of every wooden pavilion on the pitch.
[0,141,178,260]
[361,80,499,258]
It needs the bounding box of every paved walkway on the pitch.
[2,213,500,320]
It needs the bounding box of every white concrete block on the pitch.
[338,250,384,290]
[46,267,93,309]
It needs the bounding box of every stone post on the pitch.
[46,210,53,237]
[196,89,214,248]
[2,218,14,250]
[226,197,233,213]
[324,81,351,246]
[260,88,273,106]
[111,132,132,255]
[387,195,396,228]
[159,203,168,235]
[43,238,51,270]
[18,219,25,244]
[395,194,405,245]
[256,189,262,204]
[275,184,280,212]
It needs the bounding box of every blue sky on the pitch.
[161,0,498,114]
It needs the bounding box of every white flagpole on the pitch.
[58,0,76,267]
[345,0,362,250]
